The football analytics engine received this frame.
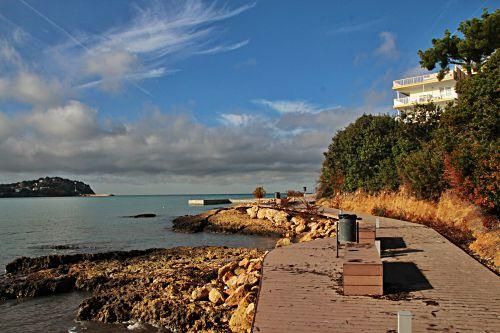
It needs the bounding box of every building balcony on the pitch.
[393,91,457,109]
[392,71,456,90]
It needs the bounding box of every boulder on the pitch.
[226,276,238,289]
[225,285,247,307]
[218,262,238,280]
[191,286,210,301]
[295,224,307,234]
[246,260,262,273]
[236,272,259,286]
[245,302,255,320]
[265,209,277,222]
[246,206,258,219]
[229,295,252,333]
[222,271,235,284]
[275,238,291,248]
[209,288,224,305]
[238,258,249,268]
[234,267,246,276]
[291,216,306,226]
[299,233,313,243]
[256,208,267,220]
[273,211,289,225]
[129,213,156,218]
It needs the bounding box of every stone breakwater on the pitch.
[173,205,337,248]
[0,246,264,333]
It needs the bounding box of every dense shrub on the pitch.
[252,186,266,199]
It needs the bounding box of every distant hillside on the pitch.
[0,177,95,198]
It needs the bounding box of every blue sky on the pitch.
[0,0,496,194]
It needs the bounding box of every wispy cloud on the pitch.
[234,57,257,69]
[329,17,384,35]
[375,31,399,59]
[253,99,339,114]
[6,0,254,98]
[196,40,250,55]
[219,113,256,126]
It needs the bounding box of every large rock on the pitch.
[246,206,258,219]
[265,209,278,222]
[218,262,238,280]
[191,286,210,301]
[295,223,307,234]
[256,208,267,220]
[275,238,291,248]
[299,233,313,243]
[229,295,253,333]
[225,285,247,307]
[273,211,289,226]
[291,216,306,226]
[209,288,224,305]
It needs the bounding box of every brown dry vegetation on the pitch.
[318,190,499,271]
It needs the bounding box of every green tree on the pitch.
[435,51,500,215]
[418,9,500,78]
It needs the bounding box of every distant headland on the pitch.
[0,177,97,198]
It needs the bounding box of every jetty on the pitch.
[253,207,500,332]
[188,198,273,205]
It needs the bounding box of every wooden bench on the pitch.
[343,243,383,296]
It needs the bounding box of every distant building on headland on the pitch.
[392,65,467,113]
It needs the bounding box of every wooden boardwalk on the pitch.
[253,209,500,332]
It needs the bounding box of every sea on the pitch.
[0,195,277,333]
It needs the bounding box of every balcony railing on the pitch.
[393,91,456,107]
[393,71,454,88]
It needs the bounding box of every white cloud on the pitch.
[68,0,254,91]
[196,40,250,55]
[84,51,137,91]
[254,99,322,114]
[0,40,23,67]
[219,113,256,127]
[0,99,374,187]
[0,71,63,105]
[329,18,384,35]
[375,31,399,59]
[26,100,100,140]
[6,0,254,97]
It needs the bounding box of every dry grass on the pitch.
[318,190,499,269]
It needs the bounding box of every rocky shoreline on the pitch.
[1,204,337,332]
[1,246,264,332]
[173,205,337,247]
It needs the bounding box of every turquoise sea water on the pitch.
[0,194,276,333]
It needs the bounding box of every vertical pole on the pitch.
[398,311,412,333]
[376,217,380,229]
[336,219,339,258]
[356,221,359,243]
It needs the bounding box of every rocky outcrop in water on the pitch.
[0,246,264,332]
[173,207,287,236]
[173,205,337,247]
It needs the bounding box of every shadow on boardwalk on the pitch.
[383,262,433,293]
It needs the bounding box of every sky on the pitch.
[0,0,496,194]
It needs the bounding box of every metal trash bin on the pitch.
[275,192,281,199]
[338,214,357,242]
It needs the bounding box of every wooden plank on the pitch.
[344,263,383,276]
[344,275,383,286]
[344,285,383,296]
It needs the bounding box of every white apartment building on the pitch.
[392,65,467,111]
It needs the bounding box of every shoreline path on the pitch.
[252,207,500,332]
